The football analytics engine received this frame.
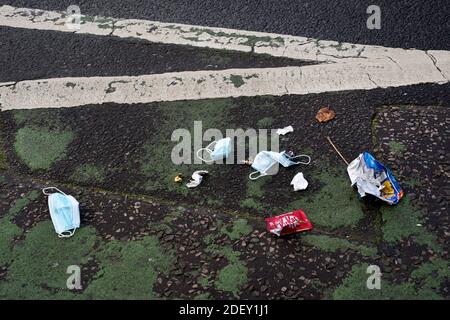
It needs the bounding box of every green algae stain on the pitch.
[332,262,447,300]
[197,276,210,287]
[0,220,22,266]
[239,177,271,212]
[227,75,245,88]
[256,117,274,128]
[411,259,450,293]
[403,177,422,188]
[289,169,364,229]
[240,198,265,211]
[0,221,97,299]
[85,236,174,299]
[246,35,285,49]
[246,177,267,198]
[381,196,441,252]
[71,164,106,184]
[7,190,39,218]
[162,206,185,224]
[221,218,252,241]
[204,233,248,297]
[14,126,74,170]
[215,261,248,297]
[302,234,377,257]
[0,211,173,300]
[388,141,406,155]
[140,99,232,195]
[208,245,248,297]
[225,74,258,88]
[332,263,415,300]
[0,190,41,266]
[168,25,284,50]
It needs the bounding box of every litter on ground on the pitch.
[276,125,294,135]
[347,152,404,204]
[290,172,308,191]
[326,136,350,165]
[42,187,80,238]
[186,170,209,188]
[265,209,313,236]
[196,137,231,163]
[316,107,336,123]
[249,151,311,180]
[326,137,403,205]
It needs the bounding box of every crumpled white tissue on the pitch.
[290,172,308,191]
[186,170,209,188]
[276,126,294,136]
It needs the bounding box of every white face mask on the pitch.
[249,151,280,180]
[249,151,311,180]
[196,137,232,163]
[43,187,80,238]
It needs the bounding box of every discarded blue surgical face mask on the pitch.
[196,137,231,163]
[43,187,80,238]
[249,151,311,180]
[277,151,311,168]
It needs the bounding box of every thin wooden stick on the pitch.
[326,136,349,165]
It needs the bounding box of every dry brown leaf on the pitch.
[316,107,336,123]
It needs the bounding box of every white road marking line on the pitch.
[1,61,447,110]
[1,4,450,68]
[0,5,449,110]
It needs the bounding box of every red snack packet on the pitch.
[265,209,313,236]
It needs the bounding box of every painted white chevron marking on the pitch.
[1,60,448,110]
[0,5,449,110]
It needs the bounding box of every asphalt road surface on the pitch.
[0,27,310,82]
[0,1,449,302]
[1,0,450,50]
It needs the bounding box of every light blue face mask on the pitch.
[249,151,311,180]
[43,187,80,238]
[277,151,311,168]
[196,137,232,163]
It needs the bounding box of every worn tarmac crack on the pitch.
[426,51,449,82]
[366,73,379,88]
[284,82,289,94]
[384,56,404,71]
[319,52,368,61]
[108,20,119,37]
[356,46,366,58]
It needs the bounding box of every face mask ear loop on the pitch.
[58,229,76,238]
[289,154,311,165]
[43,187,67,196]
[249,171,264,180]
[196,141,217,163]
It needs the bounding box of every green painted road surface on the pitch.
[0,97,448,299]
